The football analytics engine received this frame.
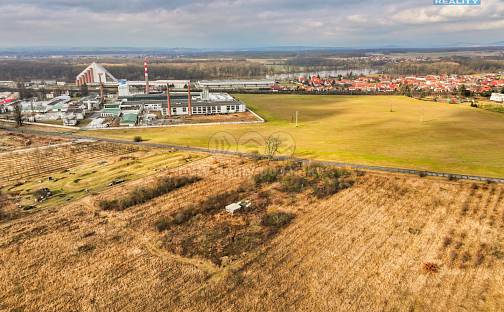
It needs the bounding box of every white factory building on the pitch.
[118,91,246,117]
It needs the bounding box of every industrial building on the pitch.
[75,62,276,93]
[118,91,246,117]
[118,79,189,97]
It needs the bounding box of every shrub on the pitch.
[133,136,143,142]
[423,262,440,273]
[155,217,171,232]
[77,244,96,253]
[280,174,306,193]
[173,211,194,225]
[98,199,120,210]
[312,176,354,198]
[254,167,280,185]
[100,176,201,211]
[262,211,295,229]
[0,190,4,208]
[304,163,325,179]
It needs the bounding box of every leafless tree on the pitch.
[265,136,282,159]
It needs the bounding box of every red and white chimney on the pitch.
[144,57,150,94]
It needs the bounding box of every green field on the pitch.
[85,95,504,177]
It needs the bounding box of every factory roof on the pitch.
[120,112,138,125]
[102,108,121,116]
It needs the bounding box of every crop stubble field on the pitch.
[1,131,504,311]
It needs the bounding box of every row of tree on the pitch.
[384,58,504,76]
[0,60,271,82]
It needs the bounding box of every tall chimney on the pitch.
[144,57,150,94]
[166,84,172,117]
[187,81,192,116]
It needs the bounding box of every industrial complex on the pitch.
[2,59,502,129]
[0,60,269,128]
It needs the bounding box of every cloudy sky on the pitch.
[0,0,503,48]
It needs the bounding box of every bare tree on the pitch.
[265,136,282,159]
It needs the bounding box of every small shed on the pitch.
[225,200,252,215]
[225,203,242,214]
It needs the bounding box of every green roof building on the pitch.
[120,112,138,127]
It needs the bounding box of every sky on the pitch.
[0,0,503,49]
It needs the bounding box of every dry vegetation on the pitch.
[0,140,139,183]
[0,130,69,152]
[0,139,503,311]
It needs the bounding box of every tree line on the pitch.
[0,60,271,82]
[384,58,504,75]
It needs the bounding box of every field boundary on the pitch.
[3,126,504,184]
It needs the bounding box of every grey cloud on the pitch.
[0,0,502,48]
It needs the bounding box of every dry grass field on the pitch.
[1,136,503,311]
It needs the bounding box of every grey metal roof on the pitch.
[119,93,244,108]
